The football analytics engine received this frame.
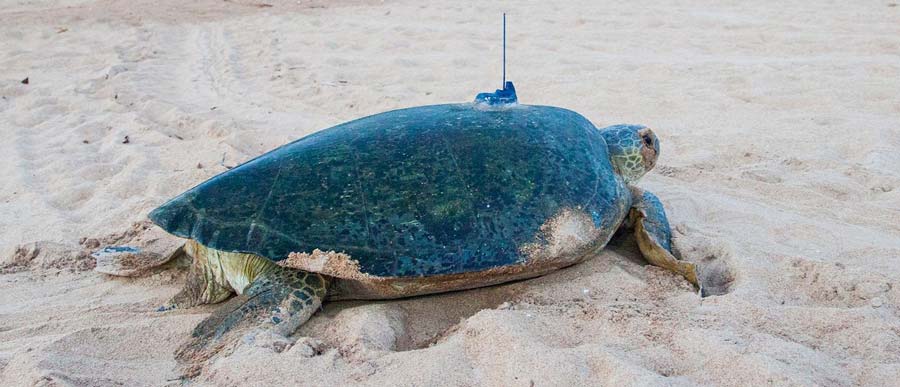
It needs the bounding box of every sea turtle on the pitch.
[109,83,700,359]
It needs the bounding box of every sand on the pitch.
[2,0,900,385]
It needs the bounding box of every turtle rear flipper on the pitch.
[176,262,328,367]
[629,188,702,294]
[93,225,184,277]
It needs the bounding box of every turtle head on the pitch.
[599,124,659,183]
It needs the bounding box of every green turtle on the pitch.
[113,83,699,359]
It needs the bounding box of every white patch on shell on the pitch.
[279,249,373,280]
[519,207,601,261]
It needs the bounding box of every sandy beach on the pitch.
[2,0,900,385]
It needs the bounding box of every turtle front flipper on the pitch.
[628,187,702,293]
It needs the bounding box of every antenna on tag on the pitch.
[502,12,507,89]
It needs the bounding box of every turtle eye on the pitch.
[642,134,653,147]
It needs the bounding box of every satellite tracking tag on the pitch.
[474,81,517,105]
[475,13,518,106]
